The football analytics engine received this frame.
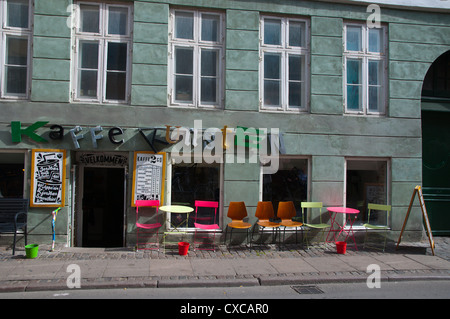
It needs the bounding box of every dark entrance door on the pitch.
[422,111,450,236]
[82,167,125,247]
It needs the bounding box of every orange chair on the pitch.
[251,201,280,246]
[277,201,303,244]
[135,200,161,251]
[224,202,252,246]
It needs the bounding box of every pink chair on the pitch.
[135,200,161,251]
[193,200,220,251]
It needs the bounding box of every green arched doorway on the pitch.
[422,50,450,236]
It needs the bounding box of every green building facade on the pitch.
[1,0,449,250]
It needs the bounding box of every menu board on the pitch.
[30,149,66,207]
[131,152,166,206]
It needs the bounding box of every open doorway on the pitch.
[81,167,125,247]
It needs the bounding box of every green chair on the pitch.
[301,202,330,248]
[363,203,391,252]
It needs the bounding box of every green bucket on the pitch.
[25,244,39,259]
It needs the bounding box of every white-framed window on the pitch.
[344,23,387,115]
[0,0,32,99]
[168,9,225,109]
[259,16,310,112]
[71,2,133,104]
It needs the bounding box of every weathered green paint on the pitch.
[0,0,449,245]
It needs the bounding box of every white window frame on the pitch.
[259,15,310,113]
[0,0,32,99]
[71,1,133,104]
[168,9,225,109]
[343,22,388,116]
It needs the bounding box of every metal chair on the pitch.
[301,202,330,249]
[251,201,280,247]
[363,203,391,252]
[193,200,220,251]
[135,200,161,251]
[224,202,251,246]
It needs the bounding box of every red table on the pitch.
[326,207,360,250]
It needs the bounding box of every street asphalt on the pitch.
[0,237,449,293]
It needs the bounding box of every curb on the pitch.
[1,271,449,293]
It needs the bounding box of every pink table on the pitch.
[326,207,360,250]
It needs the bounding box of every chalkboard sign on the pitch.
[30,149,66,207]
[131,152,166,206]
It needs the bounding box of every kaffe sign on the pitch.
[131,152,166,207]
[30,149,66,207]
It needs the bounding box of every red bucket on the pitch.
[336,241,347,254]
[178,242,190,256]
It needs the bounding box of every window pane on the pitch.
[0,154,25,198]
[368,60,381,85]
[369,28,382,53]
[172,162,220,229]
[369,86,380,112]
[202,14,220,42]
[108,6,128,35]
[289,55,302,81]
[346,160,388,226]
[289,21,304,47]
[107,42,127,71]
[5,66,27,94]
[289,82,302,108]
[347,59,361,85]
[347,85,362,111]
[79,42,99,69]
[80,4,99,33]
[106,72,126,100]
[79,70,98,98]
[263,158,308,218]
[7,0,29,28]
[201,78,217,103]
[347,58,362,110]
[201,50,217,77]
[346,26,362,51]
[175,75,193,102]
[175,12,194,39]
[6,37,28,65]
[264,19,281,45]
[264,80,280,106]
[175,47,193,75]
[264,53,281,80]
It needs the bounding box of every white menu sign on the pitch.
[131,152,166,206]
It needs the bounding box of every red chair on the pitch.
[135,200,161,251]
[193,200,220,251]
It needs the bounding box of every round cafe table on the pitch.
[159,205,194,253]
[326,207,360,250]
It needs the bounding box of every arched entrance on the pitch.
[421,50,450,236]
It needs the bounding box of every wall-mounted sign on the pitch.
[131,152,166,206]
[30,149,66,207]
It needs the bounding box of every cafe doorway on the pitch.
[74,152,128,247]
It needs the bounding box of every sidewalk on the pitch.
[0,238,449,292]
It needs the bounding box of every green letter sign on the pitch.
[11,121,48,143]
